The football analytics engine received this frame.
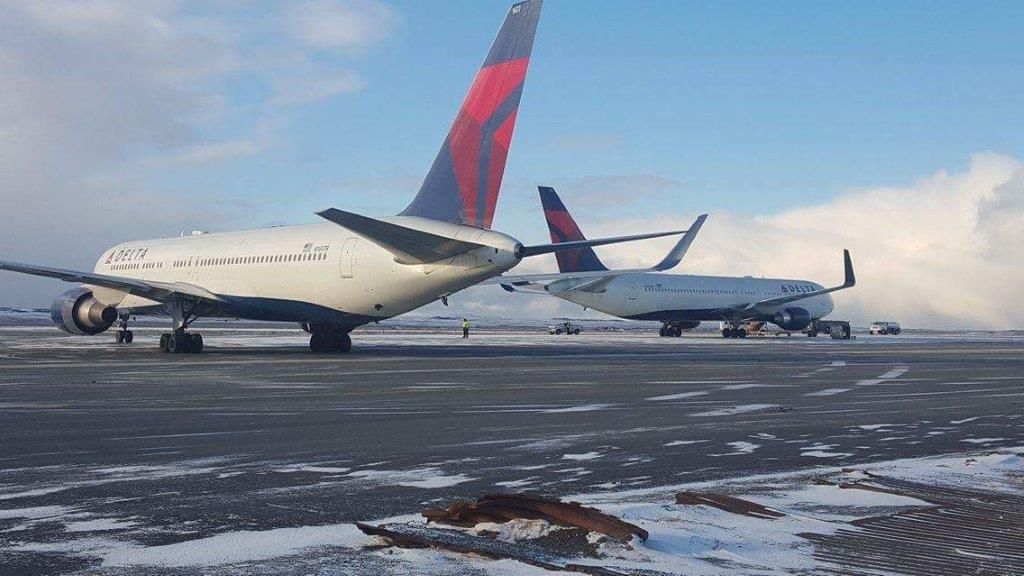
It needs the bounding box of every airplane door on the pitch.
[339,238,357,278]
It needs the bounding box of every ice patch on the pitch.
[562,452,601,461]
[805,388,850,397]
[858,424,894,431]
[542,404,611,413]
[346,468,476,489]
[710,441,761,456]
[494,478,538,488]
[719,383,764,390]
[645,391,707,401]
[663,440,708,447]
[0,486,67,500]
[691,404,778,417]
[951,416,980,424]
[98,523,370,567]
[961,438,1007,444]
[273,465,351,474]
[65,517,138,532]
[0,505,71,520]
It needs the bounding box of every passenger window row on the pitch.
[644,287,755,295]
[172,252,327,268]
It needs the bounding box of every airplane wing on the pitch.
[0,260,223,303]
[487,214,707,292]
[711,249,856,317]
[319,207,690,265]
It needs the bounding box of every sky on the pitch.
[1,0,1022,329]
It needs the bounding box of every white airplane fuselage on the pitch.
[548,272,833,323]
[96,217,521,329]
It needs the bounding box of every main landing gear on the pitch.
[114,315,134,344]
[659,323,684,338]
[721,321,747,339]
[160,300,204,354]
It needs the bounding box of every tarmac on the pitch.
[1,325,1022,575]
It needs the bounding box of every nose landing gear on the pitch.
[114,314,134,344]
[309,330,352,353]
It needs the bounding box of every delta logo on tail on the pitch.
[538,186,609,273]
[401,0,542,229]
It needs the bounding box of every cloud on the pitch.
[469,153,1023,330]
[268,66,366,107]
[543,174,684,209]
[0,0,397,306]
[287,0,398,51]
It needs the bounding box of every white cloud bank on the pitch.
[0,0,397,305]
[462,153,1024,330]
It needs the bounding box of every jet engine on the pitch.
[51,287,118,335]
[772,307,812,331]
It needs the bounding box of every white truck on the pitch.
[869,321,901,335]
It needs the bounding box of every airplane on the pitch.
[493,186,856,338]
[0,0,685,354]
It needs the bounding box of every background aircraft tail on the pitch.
[539,186,609,273]
[400,0,542,229]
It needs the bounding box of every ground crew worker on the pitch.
[462,318,470,338]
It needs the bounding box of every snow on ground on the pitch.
[561,452,602,461]
[345,467,477,489]
[3,448,1021,574]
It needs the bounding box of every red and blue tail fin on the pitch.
[538,186,609,273]
[400,0,543,229]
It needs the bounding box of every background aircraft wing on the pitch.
[487,214,707,291]
[0,260,223,303]
[709,250,856,317]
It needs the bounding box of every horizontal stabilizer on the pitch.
[518,229,686,258]
[316,208,485,264]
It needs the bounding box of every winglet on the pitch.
[842,249,855,287]
[651,214,707,271]
[517,229,687,258]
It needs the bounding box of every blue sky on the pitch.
[2,0,1023,327]
[186,0,1024,231]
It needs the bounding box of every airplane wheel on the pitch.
[124,330,134,344]
[673,327,683,337]
[737,329,747,338]
[573,329,580,336]
[659,327,667,337]
[310,333,325,353]
[115,331,124,344]
[167,333,182,354]
[338,333,352,353]
[189,334,203,353]
[159,333,170,352]
[721,329,731,338]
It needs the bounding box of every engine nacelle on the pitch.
[51,287,118,335]
[772,307,812,331]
